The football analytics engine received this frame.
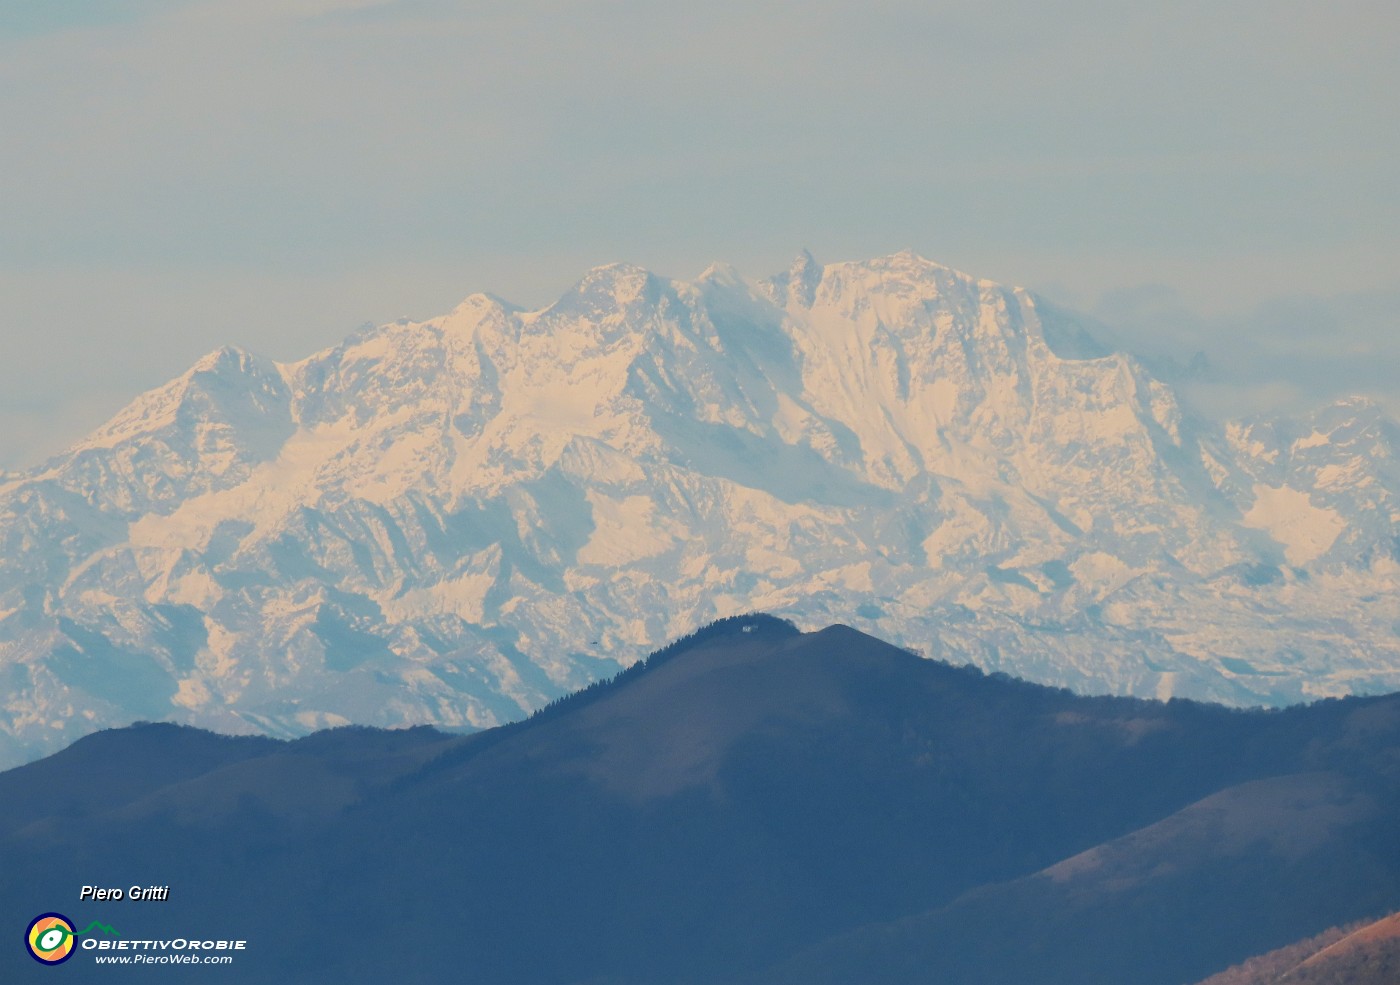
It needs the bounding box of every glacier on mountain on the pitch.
[1,251,1397,766]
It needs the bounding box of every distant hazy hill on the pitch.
[2,251,1398,767]
[1192,912,1400,985]
[2,617,1398,984]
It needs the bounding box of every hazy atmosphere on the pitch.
[2,0,1397,467]
[5,8,1400,982]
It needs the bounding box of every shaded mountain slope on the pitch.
[0,722,277,838]
[2,617,1398,984]
[775,771,1396,985]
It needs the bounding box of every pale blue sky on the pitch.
[2,0,1397,466]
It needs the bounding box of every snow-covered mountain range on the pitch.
[2,251,1397,767]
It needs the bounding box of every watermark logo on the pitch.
[25,913,76,965]
[24,915,118,966]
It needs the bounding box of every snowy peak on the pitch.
[77,345,290,454]
[811,250,982,309]
[28,345,299,519]
[760,249,823,308]
[544,262,660,319]
[0,252,1396,769]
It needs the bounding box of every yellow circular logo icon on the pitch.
[26,913,76,965]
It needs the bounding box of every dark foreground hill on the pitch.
[3,615,1399,984]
